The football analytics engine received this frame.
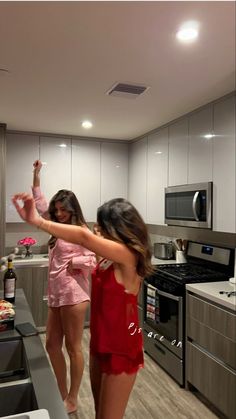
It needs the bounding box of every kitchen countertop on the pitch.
[14,254,178,268]
[0,289,68,419]
[186,281,236,311]
[151,256,179,265]
[13,254,49,268]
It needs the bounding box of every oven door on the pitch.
[143,281,183,358]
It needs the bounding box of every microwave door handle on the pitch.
[192,191,200,221]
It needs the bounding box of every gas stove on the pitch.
[156,263,229,284]
[154,241,234,286]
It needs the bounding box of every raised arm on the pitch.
[12,193,135,266]
[32,160,49,217]
[33,160,42,187]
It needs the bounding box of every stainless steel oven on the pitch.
[143,242,234,387]
[165,182,212,228]
[143,277,184,385]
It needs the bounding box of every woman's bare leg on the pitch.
[98,372,137,419]
[89,354,102,417]
[46,307,67,400]
[61,301,89,414]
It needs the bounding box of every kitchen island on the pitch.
[0,289,68,419]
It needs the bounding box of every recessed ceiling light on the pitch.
[82,120,93,129]
[59,143,67,148]
[204,134,215,139]
[176,21,199,42]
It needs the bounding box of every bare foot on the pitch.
[64,397,78,414]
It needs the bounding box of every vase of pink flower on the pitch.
[17,237,37,258]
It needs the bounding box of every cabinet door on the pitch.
[213,95,236,233]
[72,139,101,222]
[168,119,188,186]
[6,133,39,222]
[147,128,168,225]
[188,106,213,183]
[31,267,48,328]
[187,342,236,419]
[101,142,128,204]
[128,138,147,221]
[39,137,72,203]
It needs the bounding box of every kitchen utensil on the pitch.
[154,242,173,260]
[182,240,188,251]
[174,239,182,251]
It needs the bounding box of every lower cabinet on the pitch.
[13,267,48,328]
[186,292,236,419]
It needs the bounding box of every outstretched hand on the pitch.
[12,193,41,226]
[33,160,42,173]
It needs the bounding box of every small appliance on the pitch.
[165,182,212,229]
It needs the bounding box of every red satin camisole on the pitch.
[90,259,144,374]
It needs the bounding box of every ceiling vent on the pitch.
[106,82,149,99]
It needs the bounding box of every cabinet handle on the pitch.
[154,343,166,355]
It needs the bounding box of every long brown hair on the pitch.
[97,198,154,277]
[48,189,87,248]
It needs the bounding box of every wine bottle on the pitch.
[3,258,17,303]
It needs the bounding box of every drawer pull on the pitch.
[154,343,166,355]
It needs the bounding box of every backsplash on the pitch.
[5,223,236,277]
[5,222,96,255]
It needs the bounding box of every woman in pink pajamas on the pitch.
[32,160,96,414]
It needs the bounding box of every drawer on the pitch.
[187,341,236,419]
[187,315,236,369]
[187,293,236,340]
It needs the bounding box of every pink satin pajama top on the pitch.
[32,186,96,307]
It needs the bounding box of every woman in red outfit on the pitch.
[12,194,153,419]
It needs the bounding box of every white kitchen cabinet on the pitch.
[72,139,101,222]
[39,136,72,203]
[188,106,213,183]
[168,118,188,186]
[101,142,128,204]
[147,128,168,225]
[128,137,147,221]
[213,95,236,233]
[6,133,39,222]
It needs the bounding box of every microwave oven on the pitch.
[165,182,212,229]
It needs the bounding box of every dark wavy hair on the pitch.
[97,198,154,278]
[48,189,87,248]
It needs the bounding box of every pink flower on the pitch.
[17,237,37,246]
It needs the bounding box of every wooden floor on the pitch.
[40,329,219,419]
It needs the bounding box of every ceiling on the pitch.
[0,1,235,141]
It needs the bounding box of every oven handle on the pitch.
[157,289,182,302]
[144,280,181,302]
[192,191,200,221]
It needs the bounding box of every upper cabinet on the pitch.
[188,106,213,183]
[5,94,235,233]
[213,95,236,233]
[6,133,39,222]
[72,139,101,222]
[39,136,72,203]
[168,118,188,186]
[101,142,128,204]
[128,138,147,221]
[147,128,168,225]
